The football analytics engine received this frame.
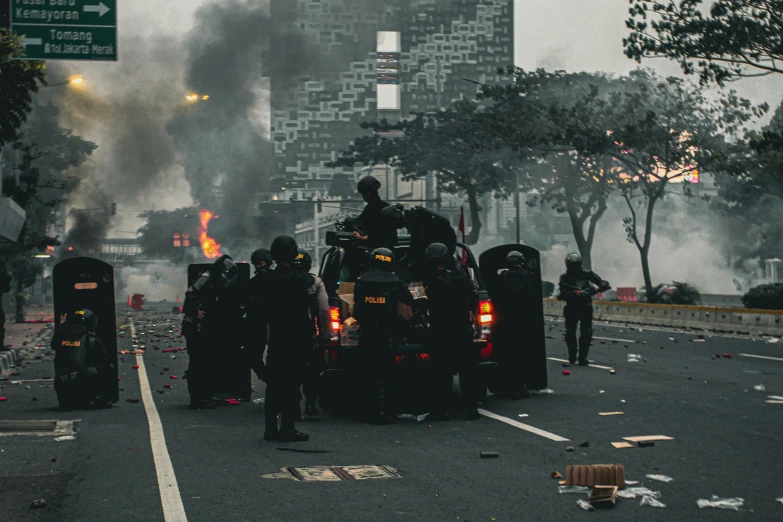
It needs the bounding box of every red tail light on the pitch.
[329,349,339,362]
[479,299,493,324]
[329,306,341,332]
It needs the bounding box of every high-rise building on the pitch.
[268,0,514,190]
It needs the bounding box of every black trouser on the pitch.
[564,304,593,361]
[0,303,5,350]
[185,335,215,401]
[55,370,101,407]
[265,364,302,434]
[360,331,393,418]
[302,344,323,404]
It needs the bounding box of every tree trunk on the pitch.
[465,187,482,245]
[640,245,654,301]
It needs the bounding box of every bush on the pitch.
[648,282,702,305]
[742,283,783,310]
[542,281,555,298]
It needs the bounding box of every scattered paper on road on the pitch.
[765,400,783,404]
[623,435,674,442]
[611,442,633,449]
[599,412,625,416]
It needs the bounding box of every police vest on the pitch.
[53,325,90,375]
[354,274,400,330]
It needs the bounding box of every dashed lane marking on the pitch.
[548,357,614,371]
[738,353,783,363]
[478,409,570,442]
[131,319,188,522]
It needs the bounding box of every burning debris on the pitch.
[199,210,222,260]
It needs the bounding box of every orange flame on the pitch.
[199,210,222,259]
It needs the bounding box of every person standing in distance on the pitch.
[256,236,312,442]
[246,248,274,384]
[353,176,398,250]
[557,253,611,366]
[294,249,333,417]
[423,243,480,421]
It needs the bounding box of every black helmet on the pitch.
[270,235,298,263]
[425,242,451,266]
[506,250,525,268]
[67,308,98,331]
[295,249,312,272]
[357,175,381,195]
[369,247,394,271]
[215,255,238,287]
[565,252,582,268]
[380,203,406,229]
[250,248,272,272]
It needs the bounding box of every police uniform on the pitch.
[353,248,413,424]
[493,254,537,398]
[558,253,610,365]
[424,257,478,420]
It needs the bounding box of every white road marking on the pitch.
[548,357,614,371]
[593,336,636,343]
[130,319,188,522]
[478,409,569,442]
[738,353,783,363]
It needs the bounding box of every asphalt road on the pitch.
[1,303,782,521]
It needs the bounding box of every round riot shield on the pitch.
[479,245,547,391]
[186,262,252,398]
[53,257,118,403]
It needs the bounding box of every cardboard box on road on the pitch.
[566,464,625,489]
[589,486,618,508]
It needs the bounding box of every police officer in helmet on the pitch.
[247,248,273,384]
[492,251,537,399]
[251,248,273,276]
[557,253,611,366]
[353,176,398,250]
[53,309,114,410]
[294,249,333,417]
[353,247,413,424]
[253,236,313,442]
[423,243,480,421]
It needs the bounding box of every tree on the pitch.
[479,69,629,269]
[137,207,201,262]
[1,105,96,321]
[0,30,47,148]
[624,0,783,86]
[600,71,756,297]
[329,100,518,244]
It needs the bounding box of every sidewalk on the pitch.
[1,321,51,377]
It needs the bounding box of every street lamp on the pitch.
[185,93,210,102]
[46,76,85,88]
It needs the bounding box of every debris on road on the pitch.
[566,446,575,452]
[765,400,783,404]
[551,471,562,479]
[589,486,618,508]
[480,452,499,458]
[617,487,661,499]
[566,464,625,487]
[517,414,529,418]
[638,441,656,448]
[628,354,641,363]
[126,398,140,403]
[54,436,76,442]
[766,338,780,344]
[579,441,589,448]
[30,499,48,509]
[623,435,674,443]
[640,495,666,508]
[696,495,744,510]
[558,486,591,494]
[609,370,616,375]
[599,412,624,416]
[562,370,571,375]
[646,474,674,483]
[530,389,554,395]
[754,384,766,392]
[576,499,594,511]
[723,354,732,358]
[611,442,633,449]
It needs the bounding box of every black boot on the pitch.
[188,397,217,410]
[578,359,590,366]
[465,406,481,420]
[264,408,279,441]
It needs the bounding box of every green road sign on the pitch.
[10,0,117,61]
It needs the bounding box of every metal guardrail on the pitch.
[543,299,783,336]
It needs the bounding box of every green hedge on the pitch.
[742,283,783,310]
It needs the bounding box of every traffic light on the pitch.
[110,202,117,216]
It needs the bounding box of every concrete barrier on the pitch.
[542,299,783,336]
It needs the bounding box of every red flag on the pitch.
[458,206,467,266]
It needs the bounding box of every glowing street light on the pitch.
[186,93,210,102]
[46,76,86,88]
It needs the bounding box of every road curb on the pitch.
[0,348,20,377]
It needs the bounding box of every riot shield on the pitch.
[53,257,118,403]
[186,262,252,398]
[479,245,547,391]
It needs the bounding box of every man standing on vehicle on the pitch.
[492,251,537,399]
[353,247,413,425]
[423,243,480,421]
[254,236,312,442]
[558,253,611,366]
[353,176,398,251]
[295,249,332,417]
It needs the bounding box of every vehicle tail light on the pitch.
[329,306,341,333]
[415,353,431,362]
[480,342,493,360]
[395,355,406,364]
[479,300,493,324]
[329,349,339,363]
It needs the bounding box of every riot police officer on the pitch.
[254,236,312,442]
[251,248,273,276]
[423,243,480,421]
[353,247,413,424]
[557,253,611,366]
[354,176,398,250]
[295,249,332,417]
[492,251,537,399]
[53,309,114,410]
[182,255,244,410]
